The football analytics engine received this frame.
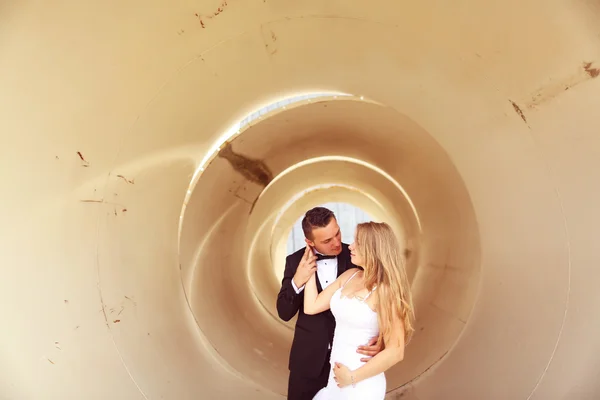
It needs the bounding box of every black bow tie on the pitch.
[316,254,336,261]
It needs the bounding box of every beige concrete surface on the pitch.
[1,0,600,399]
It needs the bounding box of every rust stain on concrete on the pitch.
[116,175,135,184]
[522,61,599,110]
[583,61,599,78]
[260,25,278,56]
[218,143,273,187]
[194,0,228,29]
[510,100,528,124]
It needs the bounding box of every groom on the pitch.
[276,207,381,400]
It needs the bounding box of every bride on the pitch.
[303,221,415,399]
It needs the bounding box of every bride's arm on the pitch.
[334,301,405,385]
[304,268,359,315]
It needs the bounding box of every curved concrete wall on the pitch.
[1,1,600,399]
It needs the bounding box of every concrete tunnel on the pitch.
[2,1,600,399]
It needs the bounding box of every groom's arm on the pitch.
[276,256,302,321]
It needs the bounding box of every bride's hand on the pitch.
[332,362,353,388]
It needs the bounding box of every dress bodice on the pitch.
[313,271,386,399]
[328,273,379,370]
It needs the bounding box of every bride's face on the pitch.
[348,236,364,267]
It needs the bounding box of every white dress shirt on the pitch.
[291,252,338,293]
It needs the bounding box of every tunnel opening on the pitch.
[177,94,481,396]
[285,201,372,254]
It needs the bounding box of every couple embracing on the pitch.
[276,207,415,400]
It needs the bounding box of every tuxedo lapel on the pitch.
[337,246,349,277]
[316,273,324,293]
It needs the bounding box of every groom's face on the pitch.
[306,218,342,256]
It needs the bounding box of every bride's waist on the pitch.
[329,348,366,370]
[330,336,376,367]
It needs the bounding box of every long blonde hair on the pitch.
[356,222,415,346]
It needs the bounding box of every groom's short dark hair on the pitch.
[302,207,335,240]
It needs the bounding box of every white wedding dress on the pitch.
[313,271,386,399]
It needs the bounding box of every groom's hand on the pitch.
[357,336,383,362]
[292,246,317,289]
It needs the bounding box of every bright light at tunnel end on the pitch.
[177,91,378,241]
[245,183,385,260]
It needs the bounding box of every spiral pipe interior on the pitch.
[1,1,600,399]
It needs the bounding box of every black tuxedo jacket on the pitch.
[276,243,357,377]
